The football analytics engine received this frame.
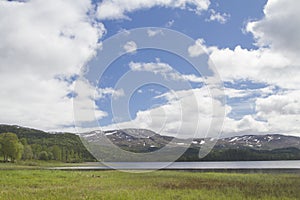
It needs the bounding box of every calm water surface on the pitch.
[52,160,300,170]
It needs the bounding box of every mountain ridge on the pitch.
[1,124,300,161]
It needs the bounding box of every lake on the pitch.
[51,160,300,171]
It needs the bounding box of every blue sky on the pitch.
[1,0,299,138]
[88,0,274,134]
[102,0,267,49]
[95,48,203,126]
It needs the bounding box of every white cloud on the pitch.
[227,0,300,136]
[190,1,300,90]
[184,0,300,137]
[0,75,74,130]
[188,38,214,57]
[209,46,299,90]
[2,0,299,139]
[224,85,275,99]
[223,115,268,136]
[96,87,125,100]
[123,41,137,53]
[203,47,300,136]
[0,0,106,131]
[247,0,300,61]
[72,79,108,124]
[206,9,230,24]
[254,91,300,135]
[147,29,164,37]
[102,84,299,138]
[96,0,211,20]
[118,28,131,36]
[95,0,300,137]
[0,0,106,78]
[186,6,300,125]
[102,87,222,138]
[129,61,203,83]
[72,79,124,124]
[256,91,300,117]
[209,2,300,89]
[206,41,300,136]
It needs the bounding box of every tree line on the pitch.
[0,132,84,162]
[177,146,300,161]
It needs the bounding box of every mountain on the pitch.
[83,129,300,152]
[183,134,300,161]
[1,124,300,162]
[81,129,188,154]
[216,134,300,150]
[81,128,300,161]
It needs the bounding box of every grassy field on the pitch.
[0,160,101,170]
[0,167,300,200]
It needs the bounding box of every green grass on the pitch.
[0,169,300,200]
[0,160,102,170]
[0,160,75,170]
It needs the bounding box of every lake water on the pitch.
[51,160,300,170]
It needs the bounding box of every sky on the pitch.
[0,0,299,138]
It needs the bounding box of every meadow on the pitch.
[0,166,300,200]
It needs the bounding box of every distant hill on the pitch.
[82,128,300,161]
[190,134,300,161]
[0,124,95,162]
[1,124,300,162]
[217,134,300,150]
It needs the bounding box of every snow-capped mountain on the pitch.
[216,134,300,150]
[81,128,300,152]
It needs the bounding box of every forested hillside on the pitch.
[0,125,95,162]
[1,124,300,163]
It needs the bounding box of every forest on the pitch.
[0,125,95,163]
[2,124,300,163]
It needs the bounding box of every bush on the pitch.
[38,151,49,161]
